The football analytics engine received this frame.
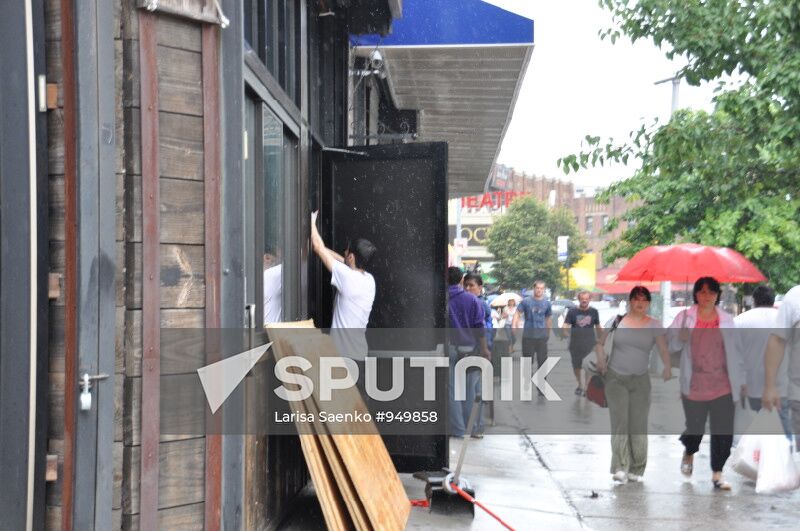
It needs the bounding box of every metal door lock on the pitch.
[79,372,109,411]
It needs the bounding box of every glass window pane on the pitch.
[262,105,284,324]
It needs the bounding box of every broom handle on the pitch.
[453,395,481,484]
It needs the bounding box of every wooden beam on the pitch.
[59,0,77,527]
[202,22,222,531]
[138,10,161,531]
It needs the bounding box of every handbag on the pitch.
[585,315,623,408]
[586,374,608,408]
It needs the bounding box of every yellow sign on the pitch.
[564,253,596,288]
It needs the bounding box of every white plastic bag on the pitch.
[755,411,800,494]
[731,431,760,481]
[733,400,757,448]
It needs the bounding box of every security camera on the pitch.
[368,49,384,71]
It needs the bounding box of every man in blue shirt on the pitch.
[513,280,553,395]
[447,267,490,438]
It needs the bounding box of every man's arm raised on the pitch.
[310,211,344,272]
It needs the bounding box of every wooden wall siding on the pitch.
[122,7,209,529]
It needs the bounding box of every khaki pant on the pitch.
[606,370,651,475]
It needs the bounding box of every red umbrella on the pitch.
[616,243,766,283]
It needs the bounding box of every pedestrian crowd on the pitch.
[445,266,800,493]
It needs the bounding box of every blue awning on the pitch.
[354,0,534,197]
[358,0,534,47]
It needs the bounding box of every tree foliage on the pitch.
[485,196,588,293]
[560,0,800,292]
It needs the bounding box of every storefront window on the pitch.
[262,105,284,324]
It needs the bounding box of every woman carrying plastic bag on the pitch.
[731,409,800,493]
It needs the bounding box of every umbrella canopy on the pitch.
[616,243,766,283]
[490,292,522,307]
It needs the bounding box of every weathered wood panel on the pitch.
[115,372,125,443]
[125,45,203,116]
[113,441,124,509]
[46,506,61,530]
[116,306,126,375]
[125,176,206,244]
[48,175,65,241]
[45,0,60,41]
[123,375,206,447]
[122,501,205,531]
[47,111,64,175]
[125,243,205,308]
[117,173,125,242]
[125,110,205,180]
[124,309,205,378]
[122,437,206,514]
[47,373,64,440]
[157,16,202,52]
[49,306,65,373]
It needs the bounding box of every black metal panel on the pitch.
[0,1,46,528]
[319,142,449,472]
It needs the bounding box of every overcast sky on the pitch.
[485,0,720,190]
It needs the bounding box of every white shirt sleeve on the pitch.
[775,286,800,339]
[331,260,350,291]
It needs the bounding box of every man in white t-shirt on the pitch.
[310,211,377,360]
[735,285,790,437]
[263,248,282,325]
[764,284,800,446]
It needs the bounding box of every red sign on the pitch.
[460,191,530,210]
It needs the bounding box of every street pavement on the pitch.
[282,335,800,530]
[406,336,800,530]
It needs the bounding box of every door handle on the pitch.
[79,372,110,411]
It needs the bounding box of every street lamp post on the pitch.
[654,74,681,326]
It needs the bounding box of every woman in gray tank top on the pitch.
[595,286,672,483]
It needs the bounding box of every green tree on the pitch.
[560,0,800,292]
[485,196,588,293]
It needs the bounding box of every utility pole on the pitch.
[654,74,681,326]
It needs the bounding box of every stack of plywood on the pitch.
[266,321,410,531]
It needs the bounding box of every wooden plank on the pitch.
[113,442,124,509]
[46,506,62,531]
[124,309,205,378]
[203,22,221,531]
[266,332,352,531]
[272,328,411,531]
[123,376,206,447]
[157,16,202,51]
[49,306,65,373]
[159,46,203,116]
[125,44,204,116]
[126,243,206,308]
[115,373,124,443]
[115,307,126,375]
[124,109,205,182]
[125,175,206,244]
[122,438,206,515]
[47,373,65,452]
[270,332,373,531]
[49,175,65,241]
[122,501,205,531]
[138,11,161,531]
[48,109,65,176]
[116,172,125,241]
[45,0,60,41]
[116,240,125,307]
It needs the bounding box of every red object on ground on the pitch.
[615,243,766,284]
[409,499,430,507]
[449,482,517,531]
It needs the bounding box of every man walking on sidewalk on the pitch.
[448,267,491,438]
[513,280,553,395]
[563,290,601,396]
[763,284,800,446]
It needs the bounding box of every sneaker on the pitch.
[627,473,642,482]
[574,386,583,396]
[612,470,628,483]
[470,431,484,439]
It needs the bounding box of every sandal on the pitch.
[712,479,732,491]
[680,453,693,477]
